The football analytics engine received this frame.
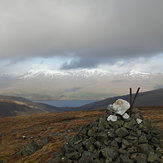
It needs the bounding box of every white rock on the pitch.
[107,115,117,122]
[136,118,143,124]
[107,104,113,110]
[22,135,27,139]
[112,99,130,115]
[107,99,131,122]
[122,113,130,119]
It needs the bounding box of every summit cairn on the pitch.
[49,99,163,163]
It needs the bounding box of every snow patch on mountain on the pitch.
[20,67,109,79]
[124,70,151,79]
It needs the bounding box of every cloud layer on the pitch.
[0,0,163,68]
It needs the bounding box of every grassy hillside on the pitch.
[0,96,60,118]
[78,88,163,110]
[0,107,163,163]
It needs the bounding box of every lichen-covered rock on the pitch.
[138,134,148,144]
[130,153,147,163]
[115,127,129,137]
[120,154,134,163]
[101,147,118,160]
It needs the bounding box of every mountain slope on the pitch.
[0,88,163,118]
[78,88,163,110]
[0,96,59,118]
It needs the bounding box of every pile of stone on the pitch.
[49,99,163,163]
[17,136,53,157]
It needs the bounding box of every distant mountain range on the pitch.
[0,88,163,118]
[0,67,163,100]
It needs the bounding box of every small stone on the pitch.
[108,129,116,138]
[94,141,101,149]
[120,154,134,163]
[127,146,137,153]
[107,104,114,110]
[66,152,81,160]
[126,135,138,140]
[82,139,92,150]
[107,115,117,122]
[130,130,142,137]
[115,137,122,143]
[74,139,82,145]
[147,152,159,162]
[79,151,94,163]
[137,144,153,154]
[110,140,119,148]
[22,135,27,139]
[96,132,108,141]
[124,119,137,129]
[151,137,160,145]
[122,113,130,119]
[136,118,143,124]
[101,147,118,160]
[104,139,110,146]
[119,148,127,154]
[113,120,124,127]
[122,139,131,148]
[131,153,147,163]
[115,127,129,137]
[139,135,148,144]
[87,129,94,137]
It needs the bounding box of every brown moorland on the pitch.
[0,107,163,163]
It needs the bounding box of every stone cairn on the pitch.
[49,99,163,163]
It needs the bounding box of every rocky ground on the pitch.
[0,107,163,163]
[49,108,163,163]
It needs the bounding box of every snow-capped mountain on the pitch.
[0,67,162,100]
[0,66,153,81]
[19,67,109,79]
[19,67,152,80]
[124,70,151,79]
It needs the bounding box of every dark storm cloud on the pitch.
[61,56,105,69]
[0,0,163,68]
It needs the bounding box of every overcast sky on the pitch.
[0,0,163,73]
